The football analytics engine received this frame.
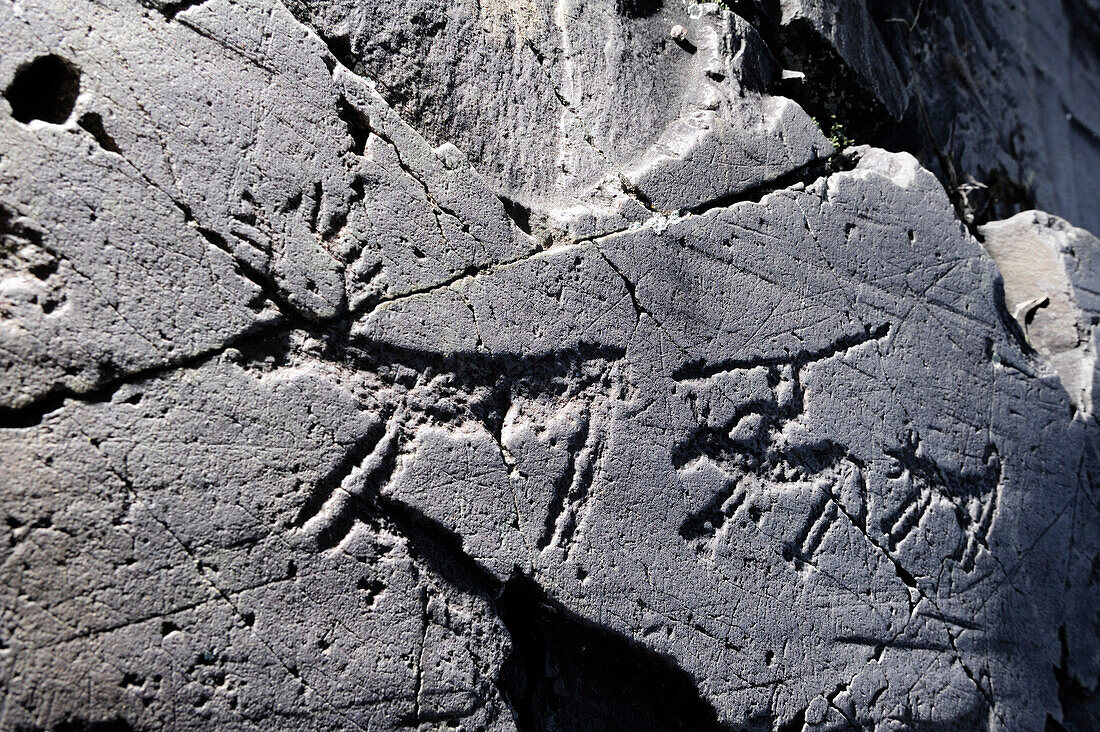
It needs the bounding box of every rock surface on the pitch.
[0,1,1098,731]
[733,0,1100,233]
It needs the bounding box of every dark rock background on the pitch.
[1,1,1098,730]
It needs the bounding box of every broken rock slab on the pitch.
[980,210,1100,419]
[743,0,1100,233]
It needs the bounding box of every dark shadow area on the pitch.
[5,55,80,125]
[496,573,738,732]
[499,196,533,236]
[77,112,122,154]
[725,0,1040,231]
[1048,625,1100,732]
[335,94,371,156]
[615,0,663,19]
[309,441,740,731]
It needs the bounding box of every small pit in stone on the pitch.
[336,94,370,156]
[5,54,81,125]
[78,112,121,153]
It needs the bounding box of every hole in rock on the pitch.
[77,112,121,153]
[5,55,80,125]
[357,576,385,604]
[336,94,370,156]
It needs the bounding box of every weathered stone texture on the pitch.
[1,1,1098,731]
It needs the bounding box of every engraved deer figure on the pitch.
[293,341,625,557]
[672,324,1001,573]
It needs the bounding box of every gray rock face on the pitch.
[282,0,831,222]
[1,1,1098,731]
[736,0,1100,233]
[980,211,1100,418]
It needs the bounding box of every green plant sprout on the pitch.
[814,113,855,150]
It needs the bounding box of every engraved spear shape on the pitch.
[292,343,625,553]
